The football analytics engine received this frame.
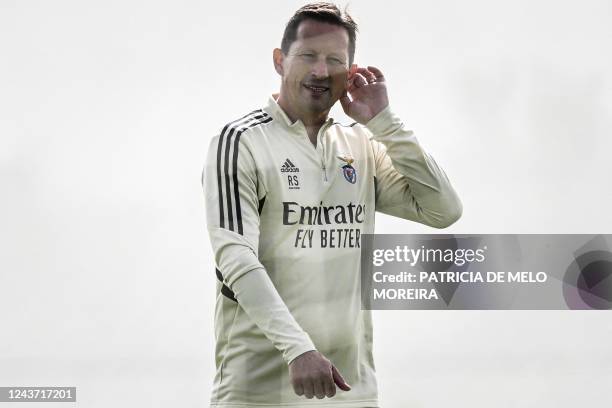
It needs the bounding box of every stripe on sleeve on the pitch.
[215,109,263,229]
[232,115,273,234]
[215,268,237,302]
[224,112,268,232]
[216,111,272,234]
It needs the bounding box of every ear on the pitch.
[273,48,284,76]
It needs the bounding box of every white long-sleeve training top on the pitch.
[202,94,462,408]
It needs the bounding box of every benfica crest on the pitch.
[337,155,357,184]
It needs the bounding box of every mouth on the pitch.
[303,84,329,95]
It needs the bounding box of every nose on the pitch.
[311,56,329,79]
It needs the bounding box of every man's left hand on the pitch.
[339,65,389,125]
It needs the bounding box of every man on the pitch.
[202,2,462,407]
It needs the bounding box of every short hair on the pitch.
[280,2,358,66]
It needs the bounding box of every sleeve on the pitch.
[231,267,317,365]
[202,132,316,365]
[365,105,463,228]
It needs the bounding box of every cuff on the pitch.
[285,339,317,366]
[364,105,403,138]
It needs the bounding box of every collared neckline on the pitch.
[264,93,335,132]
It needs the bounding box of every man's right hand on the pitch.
[288,350,351,399]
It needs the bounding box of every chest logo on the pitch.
[280,158,299,173]
[337,155,357,184]
[280,158,300,189]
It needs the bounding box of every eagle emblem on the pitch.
[337,155,357,184]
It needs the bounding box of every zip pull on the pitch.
[319,125,328,182]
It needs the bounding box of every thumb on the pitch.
[331,365,351,391]
[339,90,351,114]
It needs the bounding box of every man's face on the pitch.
[279,19,350,117]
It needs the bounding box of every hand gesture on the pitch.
[340,65,389,124]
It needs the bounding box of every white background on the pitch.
[1,0,611,407]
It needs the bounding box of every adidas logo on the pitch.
[280,158,300,173]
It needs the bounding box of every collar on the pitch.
[264,93,335,132]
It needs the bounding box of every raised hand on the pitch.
[339,64,389,124]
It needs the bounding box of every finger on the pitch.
[352,73,368,88]
[348,64,359,82]
[314,379,325,399]
[346,75,359,94]
[356,67,376,83]
[324,371,336,398]
[366,65,386,82]
[332,365,351,391]
[339,90,351,113]
[292,381,304,396]
[303,380,314,399]
[346,77,358,94]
